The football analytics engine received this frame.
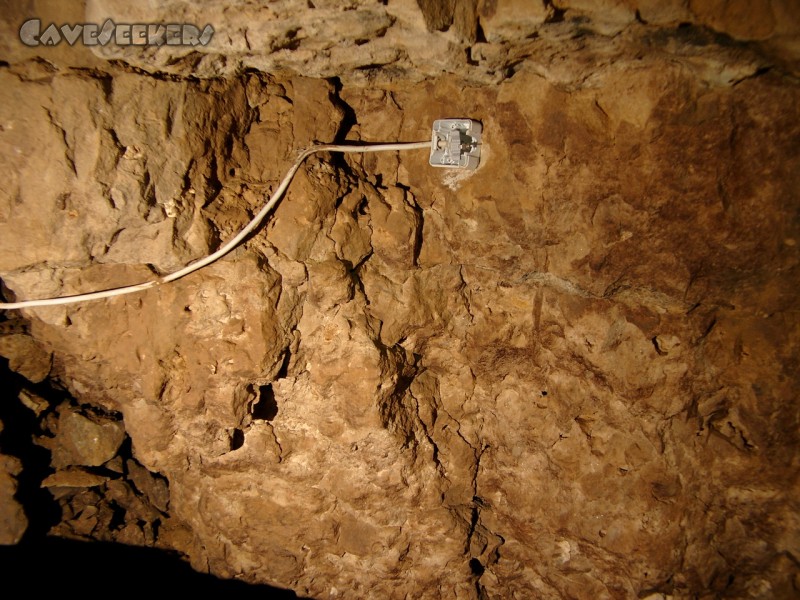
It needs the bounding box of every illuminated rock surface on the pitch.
[0,1,798,598]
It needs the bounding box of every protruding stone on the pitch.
[0,334,51,383]
[126,459,170,513]
[0,453,27,544]
[51,409,125,469]
[42,467,110,489]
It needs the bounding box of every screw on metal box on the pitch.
[429,119,482,170]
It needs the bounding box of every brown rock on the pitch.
[636,0,692,24]
[105,479,161,523]
[689,0,777,40]
[115,522,146,546]
[41,467,109,489]
[478,0,551,43]
[17,390,49,417]
[51,409,125,468]
[0,335,51,383]
[126,459,169,513]
[552,0,637,34]
[0,453,27,544]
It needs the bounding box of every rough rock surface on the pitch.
[47,408,126,468]
[2,0,797,84]
[0,420,28,545]
[1,1,799,599]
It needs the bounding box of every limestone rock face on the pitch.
[0,1,799,599]
[3,0,798,84]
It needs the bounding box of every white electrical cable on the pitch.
[0,140,431,310]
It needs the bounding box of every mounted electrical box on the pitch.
[429,119,482,170]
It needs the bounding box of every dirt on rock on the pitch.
[0,1,799,599]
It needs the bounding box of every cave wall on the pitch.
[1,1,799,598]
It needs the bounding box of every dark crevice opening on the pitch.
[328,76,357,144]
[252,385,278,421]
[276,348,292,379]
[475,21,487,44]
[544,0,566,24]
[230,428,245,450]
[469,557,485,576]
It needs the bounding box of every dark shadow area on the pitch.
[0,358,62,539]
[327,76,357,144]
[0,318,309,599]
[230,427,246,450]
[0,537,308,597]
[469,557,485,576]
[253,384,279,421]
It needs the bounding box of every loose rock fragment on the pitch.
[50,409,125,469]
[126,459,170,513]
[0,334,51,383]
[0,453,27,544]
[41,467,110,489]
